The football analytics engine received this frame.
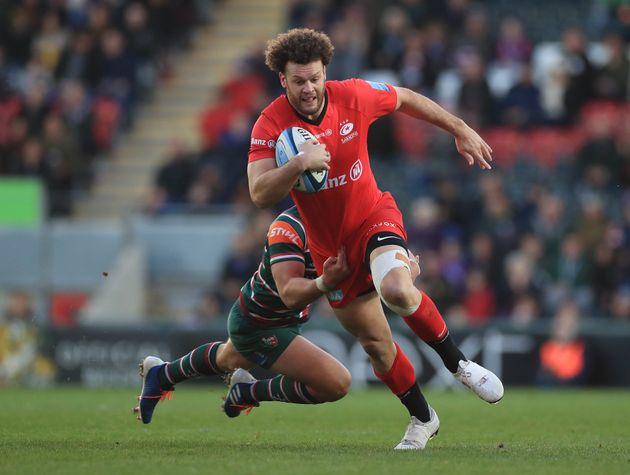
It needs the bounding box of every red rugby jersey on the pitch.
[248,79,398,257]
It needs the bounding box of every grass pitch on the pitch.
[0,386,628,475]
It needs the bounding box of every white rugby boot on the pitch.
[223,368,258,417]
[454,360,504,404]
[394,406,440,450]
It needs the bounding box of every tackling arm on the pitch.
[272,248,348,310]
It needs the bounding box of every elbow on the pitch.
[250,187,273,209]
[282,296,302,310]
[250,194,267,209]
[278,291,302,310]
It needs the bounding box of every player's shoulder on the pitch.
[275,206,306,235]
[327,79,394,107]
[327,79,360,99]
[258,95,294,127]
[269,207,307,246]
[327,78,392,92]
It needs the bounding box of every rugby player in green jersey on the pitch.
[134,206,372,423]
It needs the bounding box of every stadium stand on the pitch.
[1,0,629,326]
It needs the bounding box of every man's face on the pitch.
[280,60,326,119]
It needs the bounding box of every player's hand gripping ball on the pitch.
[275,127,328,193]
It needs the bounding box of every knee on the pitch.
[325,368,352,402]
[379,274,419,311]
[360,335,394,364]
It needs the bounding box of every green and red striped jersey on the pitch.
[240,207,316,325]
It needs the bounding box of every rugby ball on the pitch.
[275,127,328,193]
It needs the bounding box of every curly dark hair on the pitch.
[264,28,335,74]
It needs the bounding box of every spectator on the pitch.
[147,140,197,214]
[96,29,137,128]
[537,300,592,386]
[407,197,444,252]
[31,11,68,74]
[573,194,608,256]
[123,2,158,100]
[55,30,100,87]
[327,7,368,81]
[453,7,494,63]
[509,292,540,326]
[494,16,532,65]
[2,6,34,68]
[560,27,596,121]
[0,291,55,386]
[456,51,495,128]
[498,251,542,317]
[575,110,621,191]
[543,233,592,313]
[462,268,496,325]
[593,31,629,102]
[499,63,545,128]
[609,288,630,320]
[421,20,450,89]
[368,5,408,71]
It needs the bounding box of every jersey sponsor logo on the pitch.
[313,128,332,139]
[267,139,276,148]
[341,130,358,144]
[320,173,348,190]
[339,121,354,136]
[269,222,302,246]
[366,81,390,91]
[251,138,267,146]
[350,159,363,181]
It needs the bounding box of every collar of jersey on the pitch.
[287,90,328,126]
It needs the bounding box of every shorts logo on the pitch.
[261,335,279,348]
[340,120,354,136]
[267,139,276,148]
[367,221,398,235]
[251,138,266,146]
[350,160,363,181]
[326,289,344,302]
[253,352,268,366]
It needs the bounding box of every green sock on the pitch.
[244,375,320,404]
[159,342,223,389]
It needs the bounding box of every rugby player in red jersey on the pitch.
[246,29,504,450]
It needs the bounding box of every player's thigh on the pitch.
[333,292,396,370]
[333,291,393,342]
[216,339,256,372]
[270,335,350,391]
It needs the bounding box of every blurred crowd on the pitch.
[1,0,629,326]
[0,0,215,216]
[164,0,630,325]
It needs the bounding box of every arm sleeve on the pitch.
[267,220,306,265]
[248,114,278,163]
[349,78,398,124]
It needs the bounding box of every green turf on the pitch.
[0,386,628,475]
